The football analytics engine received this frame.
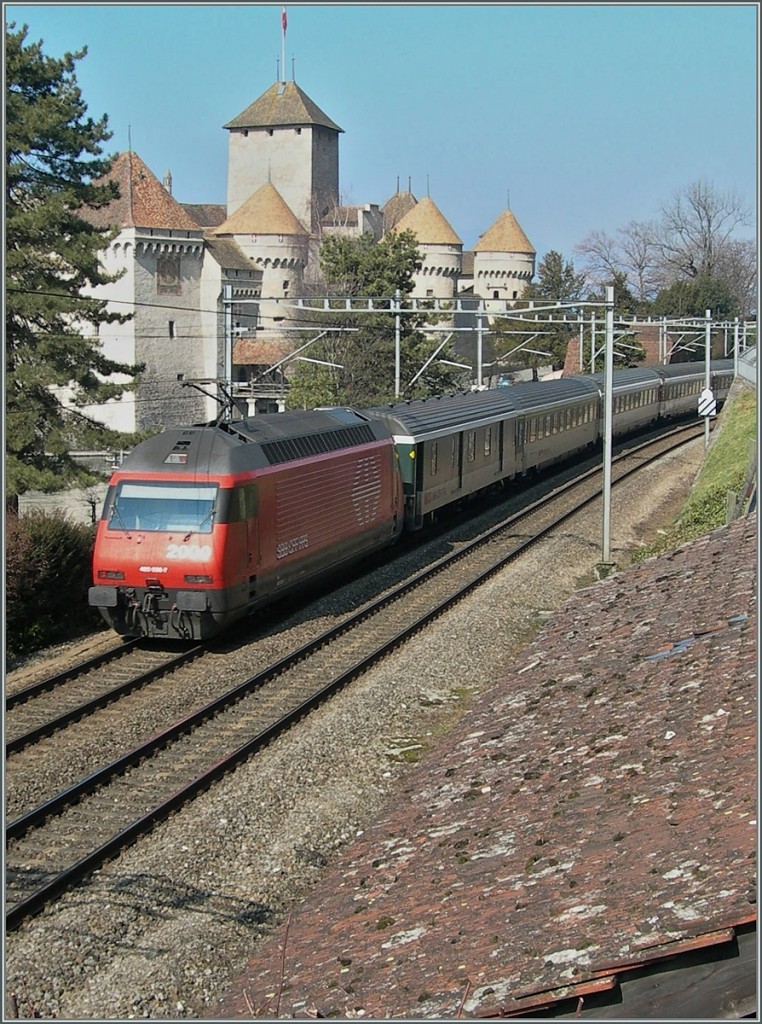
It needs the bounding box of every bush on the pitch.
[6,509,102,661]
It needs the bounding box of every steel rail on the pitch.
[5,643,206,755]
[5,638,141,711]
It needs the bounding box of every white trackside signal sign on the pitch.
[698,388,717,417]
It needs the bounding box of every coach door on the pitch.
[236,482,259,595]
[514,417,526,474]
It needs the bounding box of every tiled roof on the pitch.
[211,183,308,237]
[391,196,462,246]
[183,203,227,228]
[233,338,294,365]
[321,206,359,228]
[223,80,343,132]
[202,236,261,273]
[474,209,536,254]
[381,190,418,233]
[84,151,200,231]
[218,512,757,1020]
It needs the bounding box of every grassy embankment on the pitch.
[633,384,757,561]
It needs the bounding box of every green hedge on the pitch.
[6,510,104,661]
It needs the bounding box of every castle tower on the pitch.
[223,80,343,233]
[212,181,308,332]
[390,196,463,301]
[472,209,536,309]
[80,151,209,431]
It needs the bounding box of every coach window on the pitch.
[529,417,536,443]
[430,442,438,476]
[484,427,492,457]
[545,414,552,437]
[451,437,458,468]
[467,431,476,462]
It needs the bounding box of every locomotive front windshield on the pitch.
[108,482,218,533]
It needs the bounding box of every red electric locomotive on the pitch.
[89,408,402,640]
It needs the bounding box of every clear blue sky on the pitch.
[6,2,759,261]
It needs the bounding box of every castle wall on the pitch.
[410,243,462,301]
[75,232,138,434]
[473,250,534,304]
[132,235,208,430]
[231,233,307,330]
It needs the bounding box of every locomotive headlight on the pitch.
[98,570,125,580]
[184,574,213,584]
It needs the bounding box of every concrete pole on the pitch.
[476,303,484,389]
[705,309,712,450]
[602,286,615,566]
[590,312,597,373]
[578,312,584,373]
[734,317,740,379]
[223,283,233,408]
[394,289,401,399]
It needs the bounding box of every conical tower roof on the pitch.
[474,209,535,254]
[212,182,308,236]
[84,151,200,230]
[224,80,343,133]
[392,196,462,246]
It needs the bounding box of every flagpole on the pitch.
[281,7,287,82]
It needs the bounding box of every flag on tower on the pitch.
[282,6,287,33]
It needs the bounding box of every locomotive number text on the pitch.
[276,534,309,559]
[166,543,212,561]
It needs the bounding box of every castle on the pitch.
[81,77,536,432]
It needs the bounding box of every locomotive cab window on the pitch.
[107,481,218,533]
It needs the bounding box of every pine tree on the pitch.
[5,23,140,503]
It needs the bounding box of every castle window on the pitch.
[243,130,248,137]
[268,129,274,136]
[426,289,433,298]
[296,127,301,135]
[168,321,175,339]
[493,290,499,299]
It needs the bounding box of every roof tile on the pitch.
[212,183,308,237]
[217,513,757,1020]
[391,196,462,245]
[474,209,536,254]
[85,151,200,231]
[224,80,343,133]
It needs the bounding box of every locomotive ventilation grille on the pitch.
[260,424,377,465]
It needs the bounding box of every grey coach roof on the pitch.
[364,377,599,440]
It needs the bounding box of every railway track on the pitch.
[5,423,702,930]
[5,641,205,754]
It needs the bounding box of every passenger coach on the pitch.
[366,376,601,530]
